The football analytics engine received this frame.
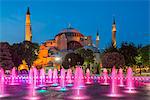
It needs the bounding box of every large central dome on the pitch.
[56,27,84,37]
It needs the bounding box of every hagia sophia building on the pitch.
[24,7,116,69]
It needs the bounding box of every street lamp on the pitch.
[55,56,62,71]
[55,57,61,62]
[77,62,80,65]
[68,58,71,68]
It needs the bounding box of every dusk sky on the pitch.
[0,0,149,49]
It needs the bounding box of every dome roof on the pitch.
[55,27,84,37]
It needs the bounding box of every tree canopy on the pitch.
[102,52,125,68]
[137,45,150,65]
[104,43,118,53]
[11,41,39,68]
[119,42,138,66]
[62,52,84,69]
[0,42,14,70]
[75,48,95,64]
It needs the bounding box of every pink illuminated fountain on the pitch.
[58,68,67,91]
[40,68,45,86]
[67,87,89,100]
[125,67,137,93]
[0,68,9,97]
[111,67,117,96]
[85,68,91,84]
[0,68,4,97]
[28,68,33,84]
[25,67,39,100]
[33,67,38,88]
[67,66,89,99]
[11,67,16,84]
[10,67,19,85]
[107,66,122,97]
[118,68,124,87]
[0,63,147,100]
[47,69,53,84]
[74,66,85,89]
[66,69,73,86]
[52,68,58,86]
[101,68,109,85]
[126,67,134,89]
[79,67,85,88]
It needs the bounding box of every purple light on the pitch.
[85,68,92,84]
[0,68,10,98]
[66,69,73,84]
[66,88,90,100]
[40,68,45,86]
[124,89,138,94]
[74,66,85,89]
[118,68,124,87]
[107,66,123,97]
[52,68,58,87]
[59,68,66,90]
[1,65,149,99]
[107,93,123,97]
[101,68,109,85]
[126,67,135,90]
[47,69,53,84]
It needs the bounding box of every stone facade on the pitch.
[39,27,92,57]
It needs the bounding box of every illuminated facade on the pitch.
[42,27,92,51]
[22,7,122,67]
[33,25,94,68]
[39,26,93,58]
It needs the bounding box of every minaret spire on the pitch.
[68,23,72,28]
[25,7,32,42]
[96,29,99,40]
[112,16,116,48]
[113,16,116,25]
[26,7,30,15]
[96,29,100,48]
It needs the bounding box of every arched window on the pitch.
[67,41,83,50]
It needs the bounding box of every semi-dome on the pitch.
[55,27,84,37]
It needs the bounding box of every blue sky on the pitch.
[0,0,149,49]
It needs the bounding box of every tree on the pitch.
[135,54,142,74]
[11,41,39,69]
[62,53,84,69]
[138,45,150,65]
[102,52,125,68]
[75,48,95,64]
[104,42,119,53]
[135,54,142,65]
[119,42,138,66]
[48,49,54,55]
[0,42,14,70]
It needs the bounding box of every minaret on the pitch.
[68,23,72,28]
[25,7,32,42]
[112,17,116,48]
[96,30,100,48]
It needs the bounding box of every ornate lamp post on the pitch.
[77,62,80,65]
[68,58,71,68]
[77,62,81,69]
[55,56,62,70]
